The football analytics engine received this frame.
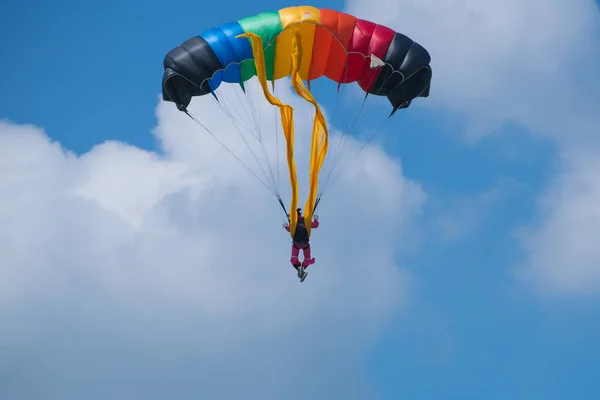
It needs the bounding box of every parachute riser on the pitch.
[277,197,289,217]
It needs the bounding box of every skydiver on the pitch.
[283,207,319,282]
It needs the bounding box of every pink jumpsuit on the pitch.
[285,218,319,268]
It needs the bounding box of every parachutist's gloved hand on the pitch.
[314,214,319,221]
[283,223,289,228]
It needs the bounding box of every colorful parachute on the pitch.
[162,5,432,238]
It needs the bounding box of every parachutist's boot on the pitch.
[298,266,308,282]
[292,261,302,278]
[300,270,308,282]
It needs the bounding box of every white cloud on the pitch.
[514,152,600,297]
[345,0,600,147]
[346,0,600,142]
[0,77,425,398]
[345,0,600,295]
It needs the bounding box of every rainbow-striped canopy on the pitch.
[162,5,432,114]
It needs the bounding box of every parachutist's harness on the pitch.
[292,218,310,248]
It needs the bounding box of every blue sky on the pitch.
[2,0,600,399]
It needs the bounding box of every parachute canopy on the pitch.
[162,6,431,114]
[161,5,432,237]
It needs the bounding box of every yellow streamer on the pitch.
[237,27,329,238]
[288,29,329,236]
[237,31,299,237]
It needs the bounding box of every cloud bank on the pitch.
[0,78,425,399]
[346,0,600,296]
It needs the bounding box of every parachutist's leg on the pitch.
[303,244,310,259]
[301,244,315,268]
[291,244,300,269]
[292,243,306,279]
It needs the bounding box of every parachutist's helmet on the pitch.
[296,208,303,218]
